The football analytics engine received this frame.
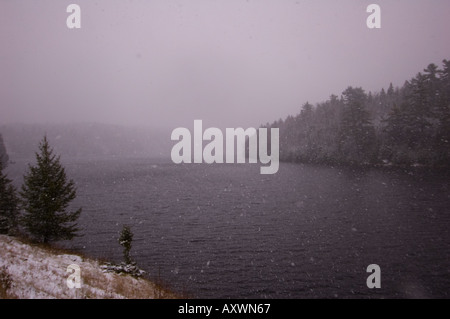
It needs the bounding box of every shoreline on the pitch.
[0,234,178,299]
[279,158,450,173]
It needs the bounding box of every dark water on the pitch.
[7,158,450,298]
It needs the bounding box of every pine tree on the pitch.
[0,161,19,235]
[0,134,8,168]
[338,87,377,163]
[407,73,433,142]
[387,83,395,96]
[119,225,134,265]
[435,59,450,164]
[20,136,81,243]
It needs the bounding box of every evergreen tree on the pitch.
[0,134,8,168]
[439,60,450,107]
[300,102,313,118]
[435,59,450,164]
[387,83,395,96]
[407,73,433,142]
[0,162,19,235]
[20,136,82,243]
[338,87,377,163]
[381,103,412,163]
[119,225,134,265]
[423,63,440,109]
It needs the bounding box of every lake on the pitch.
[7,158,450,298]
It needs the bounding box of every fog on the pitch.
[1,0,450,130]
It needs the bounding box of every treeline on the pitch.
[0,134,8,167]
[263,59,450,167]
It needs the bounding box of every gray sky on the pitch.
[1,0,450,129]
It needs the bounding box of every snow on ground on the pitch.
[0,235,176,299]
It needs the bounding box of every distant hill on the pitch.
[0,123,172,161]
[0,133,8,166]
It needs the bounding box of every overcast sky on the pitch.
[1,0,450,129]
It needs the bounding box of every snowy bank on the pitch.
[0,235,176,299]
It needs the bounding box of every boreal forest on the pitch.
[263,60,450,167]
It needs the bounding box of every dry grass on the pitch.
[0,235,179,299]
[0,266,13,299]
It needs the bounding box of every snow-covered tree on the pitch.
[338,87,377,164]
[0,161,19,235]
[119,225,134,265]
[0,134,8,168]
[20,136,82,243]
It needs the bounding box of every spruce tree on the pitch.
[0,161,19,235]
[20,136,81,243]
[119,225,134,265]
[436,60,450,164]
[0,134,8,168]
[338,87,376,163]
